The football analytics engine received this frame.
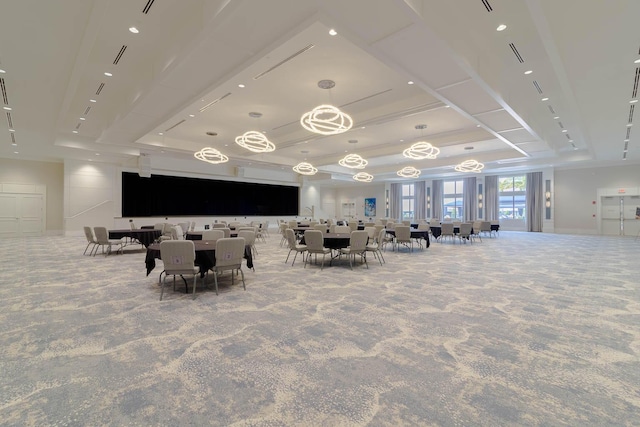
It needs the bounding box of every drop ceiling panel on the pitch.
[438,80,502,117]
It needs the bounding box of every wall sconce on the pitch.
[545,191,551,208]
[478,193,483,208]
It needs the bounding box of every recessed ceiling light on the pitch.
[407,81,414,85]
[630,99,638,104]
[95,153,100,156]
[329,29,337,36]
[129,27,139,34]
[8,128,15,132]
[569,139,573,143]
[562,129,568,133]
[90,99,97,103]
[104,72,113,77]
[476,124,481,127]
[238,84,245,88]
[624,139,629,142]
[13,151,18,154]
[11,142,17,146]
[158,132,163,135]
[72,130,78,134]
[626,123,633,127]
[0,69,6,73]
[188,114,195,117]
[399,139,404,142]
[224,144,229,147]
[541,97,549,101]
[524,70,533,75]
[79,117,86,121]
[553,116,560,120]
[3,106,12,111]
[635,59,640,64]
[496,24,507,31]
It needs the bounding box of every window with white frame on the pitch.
[402,183,415,220]
[498,175,526,219]
[443,180,464,219]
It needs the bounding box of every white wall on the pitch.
[554,164,640,234]
[334,183,386,222]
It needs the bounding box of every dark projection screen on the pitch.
[122,172,299,217]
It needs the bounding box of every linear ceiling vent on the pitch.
[0,78,8,105]
[626,127,631,139]
[10,132,15,143]
[558,121,564,129]
[340,88,392,108]
[481,0,493,12]
[533,80,543,94]
[199,92,232,113]
[509,43,524,63]
[164,119,185,132]
[113,45,127,65]
[565,133,572,140]
[548,105,556,115]
[628,104,635,124]
[632,67,639,98]
[6,112,13,128]
[84,106,91,115]
[142,0,155,14]
[253,44,315,80]
[96,82,105,95]
[75,123,82,130]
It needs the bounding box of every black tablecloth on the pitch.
[109,229,162,248]
[145,241,253,276]
[185,231,237,240]
[299,233,351,250]
[385,229,430,247]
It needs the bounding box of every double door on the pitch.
[0,193,44,237]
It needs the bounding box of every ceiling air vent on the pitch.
[480,0,493,12]
[628,104,635,124]
[113,45,127,65]
[10,132,15,143]
[632,67,639,98]
[6,112,12,128]
[164,119,186,132]
[0,78,8,105]
[340,88,392,108]
[509,43,524,63]
[84,106,91,115]
[142,0,155,14]
[96,83,105,95]
[548,105,556,115]
[253,44,314,80]
[558,121,564,129]
[75,123,82,130]
[626,127,631,139]
[199,92,231,113]
[533,80,543,94]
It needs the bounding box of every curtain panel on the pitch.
[484,175,499,220]
[431,179,443,221]
[415,181,426,220]
[526,171,543,232]
[389,183,402,221]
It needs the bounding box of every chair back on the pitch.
[215,238,245,269]
[219,228,231,238]
[129,221,136,230]
[84,226,96,243]
[93,226,110,244]
[480,221,491,232]
[237,230,256,246]
[374,224,385,235]
[441,223,454,235]
[348,222,358,231]
[364,226,376,239]
[238,226,257,234]
[334,225,350,234]
[312,224,326,233]
[402,220,411,226]
[288,220,298,229]
[212,223,226,229]
[203,229,224,240]
[285,228,298,249]
[304,229,324,250]
[377,228,387,245]
[173,225,185,240]
[154,223,165,233]
[190,221,196,231]
[160,240,196,274]
[459,223,472,237]
[395,225,411,241]
[386,222,396,231]
[473,220,482,233]
[349,230,369,251]
[417,223,430,231]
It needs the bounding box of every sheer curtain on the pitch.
[389,183,402,221]
[431,179,443,221]
[462,177,477,222]
[484,175,499,220]
[526,171,543,232]
[415,181,426,220]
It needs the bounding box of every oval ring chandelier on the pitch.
[194,147,229,164]
[454,159,485,173]
[338,153,368,169]
[353,172,374,183]
[235,131,275,153]
[402,141,440,160]
[292,162,318,175]
[397,166,421,178]
[300,104,353,135]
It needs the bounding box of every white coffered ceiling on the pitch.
[1,0,638,184]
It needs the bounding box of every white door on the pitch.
[0,193,44,237]
[600,196,621,235]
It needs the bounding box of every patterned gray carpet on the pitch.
[1,230,639,426]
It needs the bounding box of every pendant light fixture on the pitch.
[397,166,421,178]
[353,172,373,182]
[454,159,484,173]
[402,124,440,159]
[194,147,229,164]
[293,162,318,175]
[300,80,353,135]
[338,153,368,169]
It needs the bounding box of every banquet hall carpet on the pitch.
[0,230,638,426]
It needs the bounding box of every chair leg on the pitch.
[192,275,198,299]
[213,270,219,295]
[160,275,167,301]
[239,268,246,290]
